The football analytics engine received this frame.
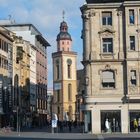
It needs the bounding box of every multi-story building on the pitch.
[0,26,13,127]
[2,23,50,127]
[12,36,31,128]
[80,0,140,134]
[76,69,84,123]
[52,20,77,121]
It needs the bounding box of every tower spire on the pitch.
[62,10,65,21]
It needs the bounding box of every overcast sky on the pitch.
[0,0,85,88]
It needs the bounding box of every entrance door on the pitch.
[84,111,91,133]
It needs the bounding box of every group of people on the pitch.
[57,120,83,132]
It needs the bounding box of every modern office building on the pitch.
[52,19,77,121]
[80,0,140,134]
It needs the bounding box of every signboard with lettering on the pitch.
[51,120,57,128]
[54,83,61,90]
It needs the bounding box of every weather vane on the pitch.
[62,10,65,21]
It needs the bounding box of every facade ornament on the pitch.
[88,10,96,17]
[105,64,111,70]
[129,86,138,94]
[117,10,122,16]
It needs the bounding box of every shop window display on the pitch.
[101,110,121,133]
[129,111,140,132]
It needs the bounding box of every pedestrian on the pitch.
[68,121,72,132]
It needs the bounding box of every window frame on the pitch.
[102,38,113,53]
[129,36,135,51]
[102,11,112,26]
[129,9,135,24]
[68,83,72,101]
[130,70,137,86]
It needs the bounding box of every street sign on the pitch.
[51,120,57,128]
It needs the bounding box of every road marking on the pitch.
[97,134,104,140]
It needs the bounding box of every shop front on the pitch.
[101,110,121,133]
[129,111,140,132]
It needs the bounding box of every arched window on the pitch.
[67,59,72,78]
[68,84,72,101]
[56,60,59,79]
[102,70,115,88]
[69,105,73,120]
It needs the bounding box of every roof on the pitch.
[86,0,140,3]
[0,26,13,42]
[1,23,51,47]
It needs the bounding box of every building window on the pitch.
[69,105,73,120]
[102,70,115,88]
[129,111,140,132]
[67,59,72,78]
[0,39,1,49]
[102,38,113,53]
[56,60,59,80]
[129,9,134,24]
[130,70,136,86]
[68,84,72,101]
[57,106,60,114]
[130,36,135,51]
[101,110,121,133]
[102,12,112,26]
[57,90,60,102]
[139,10,140,24]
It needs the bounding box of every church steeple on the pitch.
[56,12,72,52]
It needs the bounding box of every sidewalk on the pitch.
[0,131,95,139]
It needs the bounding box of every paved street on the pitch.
[0,126,140,140]
[0,131,140,140]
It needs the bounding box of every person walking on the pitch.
[68,121,72,132]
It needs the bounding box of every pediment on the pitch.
[98,28,115,35]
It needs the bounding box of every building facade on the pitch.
[12,36,31,128]
[0,27,13,128]
[2,23,50,127]
[81,0,140,134]
[52,20,77,121]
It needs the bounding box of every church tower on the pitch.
[52,13,77,121]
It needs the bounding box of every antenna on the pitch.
[62,10,65,21]
[8,15,12,20]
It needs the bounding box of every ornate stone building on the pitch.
[2,23,50,127]
[80,0,140,134]
[52,19,77,121]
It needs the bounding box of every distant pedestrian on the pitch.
[68,121,72,132]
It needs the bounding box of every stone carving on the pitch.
[129,86,138,94]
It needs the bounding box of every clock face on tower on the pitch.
[67,59,72,65]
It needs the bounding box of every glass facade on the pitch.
[101,110,121,133]
[129,111,140,132]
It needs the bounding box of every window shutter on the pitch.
[102,71,114,83]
